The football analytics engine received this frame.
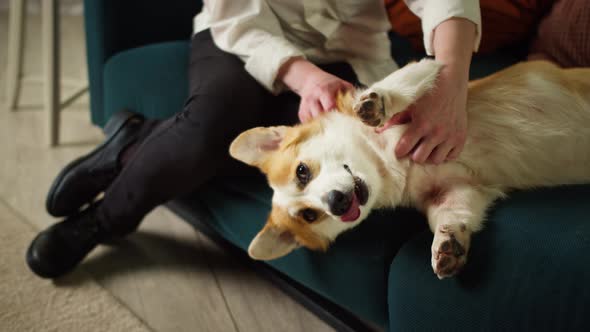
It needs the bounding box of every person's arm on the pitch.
[203,0,304,93]
[392,1,480,164]
[204,0,353,122]
[404,0,481,56]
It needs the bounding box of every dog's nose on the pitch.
[327,190,352,216]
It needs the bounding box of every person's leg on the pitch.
[45,110,149,217]
[98,52,362,237]
[97,30,285,235]
[26,30,292,278]
[27,27,362,278]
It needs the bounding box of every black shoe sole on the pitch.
[45,110,143,217]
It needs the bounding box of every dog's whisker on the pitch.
[343,164,352,175]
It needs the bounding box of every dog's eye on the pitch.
[300,209,318,223]
[296,163,311,185]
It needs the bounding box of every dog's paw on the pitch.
[431,224,471,279]
[353,89,385,127]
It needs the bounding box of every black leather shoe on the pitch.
[46,110,145,217]
[27,202,105,279]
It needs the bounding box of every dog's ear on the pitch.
[248,224,299,260]
[230,126,288,167]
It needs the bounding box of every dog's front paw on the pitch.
[353,89,385,127]
[431,224,471,279]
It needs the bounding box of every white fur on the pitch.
[271,115,382,241]
[352,61,590,278]
[368,59,444,118]
[263,59,590,278]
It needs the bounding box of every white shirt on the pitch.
[194,0,481,94]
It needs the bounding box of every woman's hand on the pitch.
[391,18,476,164]
[297,70,354,123]
[278,58,353,122]
[393,68,468,164]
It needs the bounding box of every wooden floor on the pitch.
[0,10,333,332]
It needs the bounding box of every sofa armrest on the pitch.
[83,0,203,125]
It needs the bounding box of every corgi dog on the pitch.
[229,59,590,279]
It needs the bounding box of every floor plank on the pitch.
[0,198,151,332]
[195,230,335,332]
[82,208,239,332]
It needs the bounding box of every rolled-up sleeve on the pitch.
[404,0,481,55]
[203,0,304,93]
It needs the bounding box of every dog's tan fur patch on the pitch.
[260,121,323,187]
[267,206,329,251]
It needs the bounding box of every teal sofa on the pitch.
[84,1,590,331]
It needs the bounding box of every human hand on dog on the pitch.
[389,18,475,164]
[278,58,353,123]
[389,68,469,164]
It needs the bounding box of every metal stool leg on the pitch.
[5,0,26,111]
[43,0,60,147]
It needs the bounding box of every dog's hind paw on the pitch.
[431,224,471,279]
[353,89,385,127]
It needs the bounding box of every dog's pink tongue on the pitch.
[341,193,360,222]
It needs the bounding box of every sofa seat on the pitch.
[192,176,426,329]
[388,185,590,331]
[100,42,190,126]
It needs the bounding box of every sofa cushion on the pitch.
[388,185,590,331]
[102,41,189,126]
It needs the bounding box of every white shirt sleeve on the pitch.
[202,0,305,93]
[403,0,481,55]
